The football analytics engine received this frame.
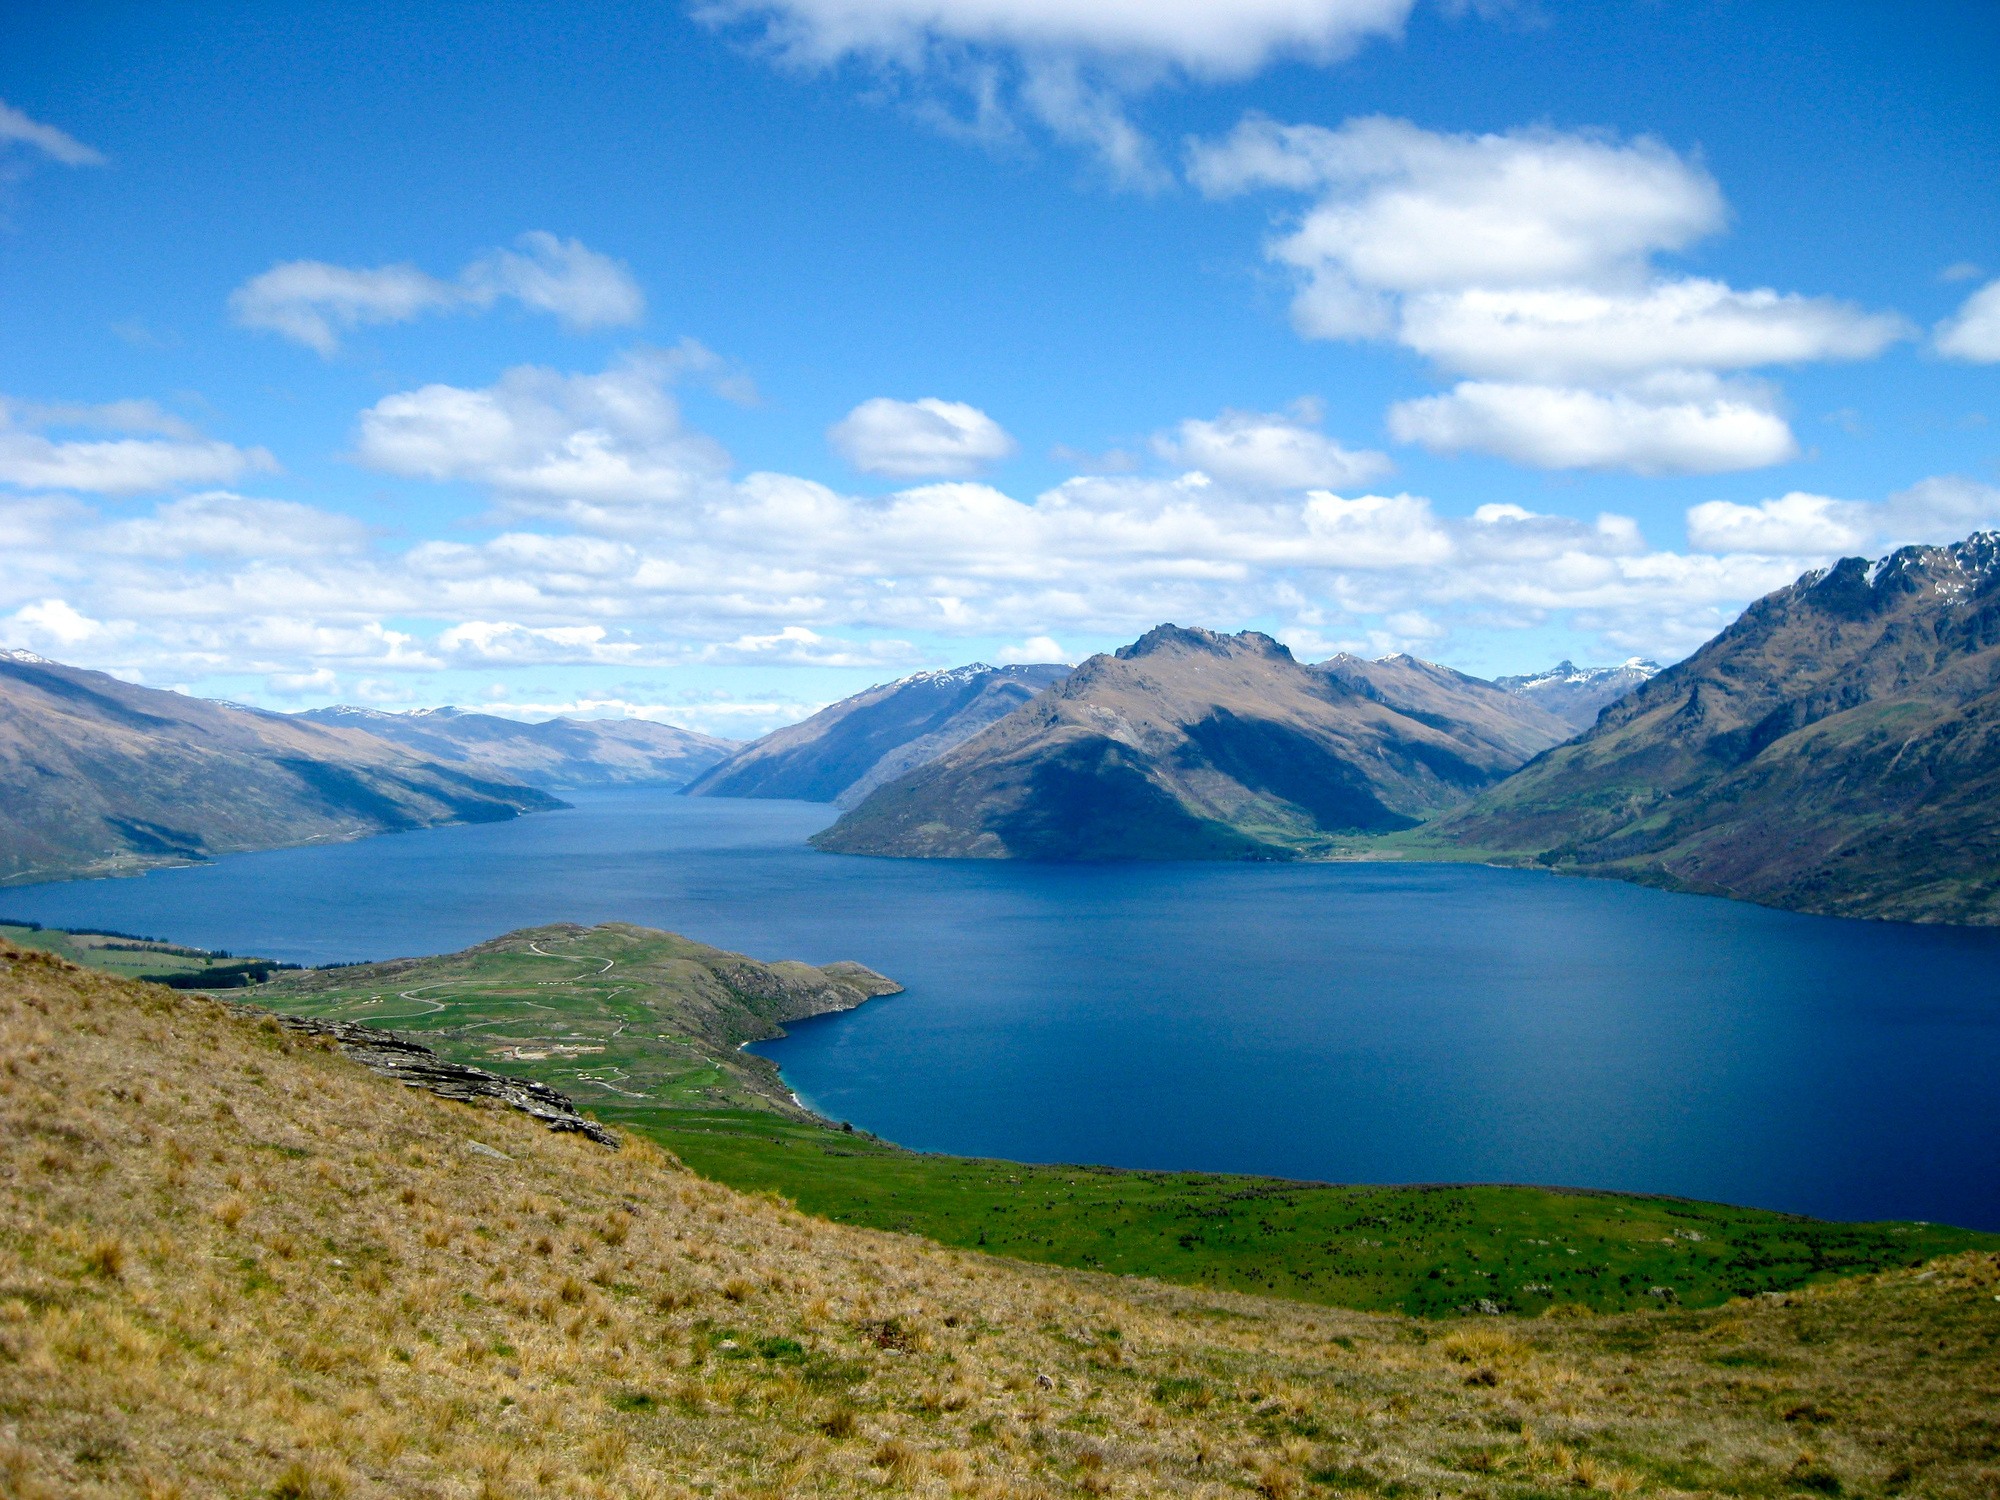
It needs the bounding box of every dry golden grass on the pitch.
[2,940,1997,1498]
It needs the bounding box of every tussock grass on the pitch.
[3,940,1999,1497]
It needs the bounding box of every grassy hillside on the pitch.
[641,1110,1989,1319]
[251,924,1995,1320]
[7,943,2000,1498]
[0,920,297,987]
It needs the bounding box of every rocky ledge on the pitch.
[225,1004,619,1146]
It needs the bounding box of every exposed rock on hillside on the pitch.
[814,626,1560,860]
[0,651,561,886]
[299,704,733,788]
[1494,658,1661,732]
[1434,534,2000,923]
[686,662,1071,806]
[225,1002,620,1144]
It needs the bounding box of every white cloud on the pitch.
[1935,278,2000,362]
[0,99,104,167]
[437,621,640,666]
[230,262,458,356]
[828,397,1018,478]
[1396,281,1906,384]
[4,598,120,651]
[1188,114,1908,474]
[701,0,1416,187]
[994,633,1071,664]
[1685,492,1873,556]
[1683,477,2000,561]
[0,400,277,496]
[1388,380,1798,475]
[29,356,1999,702]
[353,350,731,515]
[461,232,648,331]
[702,0,1414,75]
[230,233,645,354]
[1154,401,1390,489]
[1192,115,1723,297]
[96,493,368,559]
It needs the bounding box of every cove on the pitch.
[7,786,1998,1230]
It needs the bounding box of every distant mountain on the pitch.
[296,705,732,789]
[1494,659,1661,732]
[813,626,1565,860]
[685,662,1071,807]
[1433,535,2000,923]
[1318,653,1576,762]
[0,652,561,887]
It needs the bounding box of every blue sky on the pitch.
[2,0,1996,735]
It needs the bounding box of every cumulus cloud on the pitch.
[0,99,104,167]
[994,633,1071,664]
[96,493,368,559]
[1388,380,1798,475]
[828,397,1017,478]
[230,233,644,355]
[1189,115,1908,474]
[26,355,1996,710]
[703,0,1414,72]
[1935,278,2000,362]
[700,0,1416,185]
[353,349,731,517]
[1154,401,1390,489]
[1685,492,1873,556]
[1685,477,2000,560]
[0,399,276,496]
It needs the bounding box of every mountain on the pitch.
[813,626,1568,860]
[685,662,1071,806]
[297,704,732,789]
[1317,652,1576,762]
[0,651,561,886]
[1494,658,1661,732]
[1432,535,2000,923]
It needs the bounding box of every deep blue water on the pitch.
[7,787,1998,1230]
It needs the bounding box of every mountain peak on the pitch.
[1116,624,1293,664]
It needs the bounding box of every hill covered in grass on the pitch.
[7,941,2000,1497]
[253,923,1996,1319]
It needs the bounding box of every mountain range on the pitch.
[0,651,560,886]
[296,704,731,789]
[1432,535,2000,924]
[813,626,1574,860]
[1493,658,1661,732]
[685,662,1070,806]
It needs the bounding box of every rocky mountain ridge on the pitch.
[1433,533,2000,923]
[813,625,1572,860]
[1494,657,1662,732]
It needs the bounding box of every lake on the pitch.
[7,787,1998,1230]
